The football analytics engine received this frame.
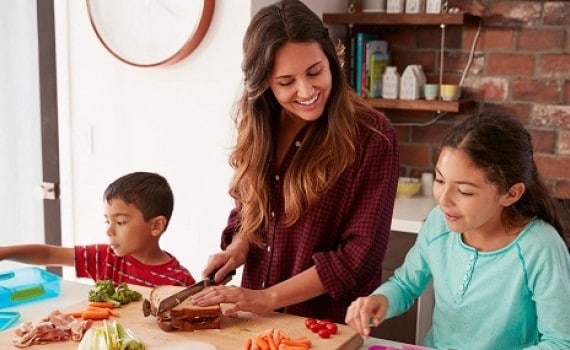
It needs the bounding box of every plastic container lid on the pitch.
[0,311,20,331]
[0,267,61,309]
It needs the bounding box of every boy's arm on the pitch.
[0,244,75,266]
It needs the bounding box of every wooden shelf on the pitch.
[322,12,479,26]
[365,98,473,112]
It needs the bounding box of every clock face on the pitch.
[86,0,215,67]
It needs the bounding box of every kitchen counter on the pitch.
[391,195,438,234]
[0,280,404,350]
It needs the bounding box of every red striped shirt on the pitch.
[74,244,195,287]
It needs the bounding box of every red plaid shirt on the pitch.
[222,106,399,323]
[74,244,195,287]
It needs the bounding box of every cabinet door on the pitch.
[371,231,419,344]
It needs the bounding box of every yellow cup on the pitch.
[440,84,460,101]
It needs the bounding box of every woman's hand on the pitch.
[345,294,388,338]
[192,285,275,315]
[202,234,249,283]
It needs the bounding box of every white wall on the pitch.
[0,0,44,272]
[54,0,346,282]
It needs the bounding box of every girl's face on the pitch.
[268,41,332,123]
[433,147,513,237]
[103,198,156,257]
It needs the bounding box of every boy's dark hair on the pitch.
[103,172,174,228]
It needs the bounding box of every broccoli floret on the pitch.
[88,289,122,307]
[88,280,121,307]
[87,280,141,307]
[111,283,142,304]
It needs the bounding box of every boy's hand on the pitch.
[345,294,388,339]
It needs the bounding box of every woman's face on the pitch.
[268,41,332,122]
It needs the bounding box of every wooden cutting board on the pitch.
[0,286,363,350]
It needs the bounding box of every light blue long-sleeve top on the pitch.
[374,206,570,349]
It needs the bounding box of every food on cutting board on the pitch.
[305,318,338,339]
[77,320,144,350]
[66,303,120,320]
[88,280,142,307]
[144,285,221,332]
[244,328,312,350]
[12,310,91,348]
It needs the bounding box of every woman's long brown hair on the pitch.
[229,0,371,247]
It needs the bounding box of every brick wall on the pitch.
[356,1,570,199]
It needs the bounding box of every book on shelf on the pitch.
[354,32,376,96]
[364,40,389,98]
[369,52,390,98]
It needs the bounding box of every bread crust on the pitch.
[147,285,221,332]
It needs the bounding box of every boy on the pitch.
[0,172,195,287]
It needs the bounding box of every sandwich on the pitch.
[143,285,221,332]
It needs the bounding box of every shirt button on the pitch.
[275,175,280,181]
[271,211,275,218]
[261,281,266,288]
[458,284,464,291]
[295,141,301,147]
[267,246,271,253]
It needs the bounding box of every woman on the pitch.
[193,0,399,323]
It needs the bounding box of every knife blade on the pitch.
[155,270,235,316]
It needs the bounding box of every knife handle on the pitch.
[207,269,236,284]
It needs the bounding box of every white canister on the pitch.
[362,0,387,12]
[421,172,434,196]
[382,66,400,99]
[386,0,405,13]
[426,0,443,13]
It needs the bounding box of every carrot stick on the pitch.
[265,335,277,350]
[278,345,309,350]
[280,338,311,347]
[244,338,252,350]
[81,309,110,320]
[272,329,281,347]
[66,311,84,318]
[88,301,116,308]
[255,336,270,350]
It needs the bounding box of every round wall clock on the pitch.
[86,0,215,67]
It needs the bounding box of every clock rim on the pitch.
[86,0,215,67]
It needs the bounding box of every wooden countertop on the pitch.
[0,281,375,349]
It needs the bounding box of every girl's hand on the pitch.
[191,285,274,315]
[345,294,388,338]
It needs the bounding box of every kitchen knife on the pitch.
[155,270,235,316]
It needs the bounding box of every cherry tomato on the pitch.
[305,318,318,329]
[324,322,338,334]
[318,328,332,338]
[309,322,323,333]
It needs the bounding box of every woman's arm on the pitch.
[193,265,325,315]
[0,244,75,266]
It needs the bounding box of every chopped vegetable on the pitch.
[244,328,311,350]
[67,306,120,320]
[87,280,142,307]
[77,320,144,350]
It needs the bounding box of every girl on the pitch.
[346,112,570,349]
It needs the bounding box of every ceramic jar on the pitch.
[426,0,443,13]
[386,0,405,13]
[382,66,400,99]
